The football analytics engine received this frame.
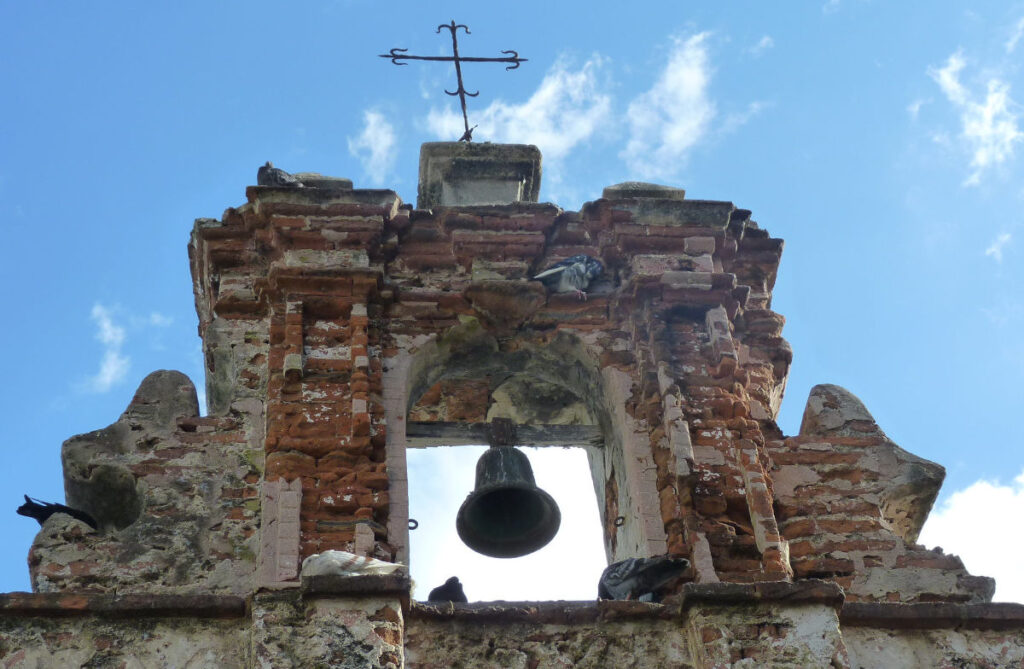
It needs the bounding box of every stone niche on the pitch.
[7,143,1024,669]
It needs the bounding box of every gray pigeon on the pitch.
[257,161,304,188]
[533,254,604,301]
[598,556,690,602]
[428,576,468,602]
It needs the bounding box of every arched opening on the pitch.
[381,320,667,600]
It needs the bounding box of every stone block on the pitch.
[417,142,542,208]
[610,199,735,229]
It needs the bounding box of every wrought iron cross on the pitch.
[380,21,526,141]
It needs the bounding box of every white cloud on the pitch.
[425,56,612,164]
[92,304,125,348]
[721,101,767,136]
[86,304,129,393]
[930,51,969,106]
[621,33,716,180]
[823,0,841,15]
[81,305,176,394]
[919,469,1024,603]
[347,110,397,185]
[1007,17,1024,54]
[130,311,173,328]
[907,98,929,120]
[984,232,1012,262]
[928,50,1024,186]
[748,35,774,57]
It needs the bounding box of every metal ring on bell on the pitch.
[456,446,561,558]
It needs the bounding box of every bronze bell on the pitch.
[456,446,561,558]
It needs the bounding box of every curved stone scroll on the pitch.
[770,384,994,603]
[30,370,261,595]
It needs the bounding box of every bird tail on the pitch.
[533,266,567,280]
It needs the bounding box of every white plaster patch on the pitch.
[304,345,351,359]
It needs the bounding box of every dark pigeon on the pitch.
[428,576,468,603]
[458,125,478,142]
[257,161,304,188]
[598,556,690,603]
[17,495,98,530]
[533,254,604,301]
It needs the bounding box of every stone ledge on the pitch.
[301,573,411,597]
[246,185,401,208]
[841,602,1024,630]
[678,579,846,612]
[606,198,736,229]
[409,600,675,624]
[432,202,562,217]
[0,593,247,619]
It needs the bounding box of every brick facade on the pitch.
[7,143,1022,667]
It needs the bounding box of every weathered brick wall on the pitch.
[185,172,996,602]
[13,146,1021,667]
[192,188,398,567]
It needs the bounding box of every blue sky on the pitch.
[2,2,1023,602]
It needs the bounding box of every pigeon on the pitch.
[597,556,690,602]
[17,495,98,530]
[533,254,604,301]
[301,550,406,578]
[428,576,468,602]
[458,125,478,142]
[257,161,304,188]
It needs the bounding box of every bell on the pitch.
[456,446,561,558]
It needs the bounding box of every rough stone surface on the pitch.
[30,370,262,595]
[768,384,994,603]
[0,615,247,668]
[844,627,1024,669]
[252,592,405,669]
[406,613,691,668]
[602,181,687,200]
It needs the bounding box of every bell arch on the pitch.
[382,319,667,569]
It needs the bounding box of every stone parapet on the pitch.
[0,593,247,618]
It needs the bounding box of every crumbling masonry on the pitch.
[2,143,1022,668]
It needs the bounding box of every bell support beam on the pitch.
[405,422,602,448]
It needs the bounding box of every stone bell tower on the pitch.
[5,142,1023,668]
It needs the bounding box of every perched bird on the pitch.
[257,161,304,188]
[533,254,604,301]
[301,550,406,578]
[598,556,690,603]
[458,125,478,142]
[17,495,98,530]
[428,576,468,603]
